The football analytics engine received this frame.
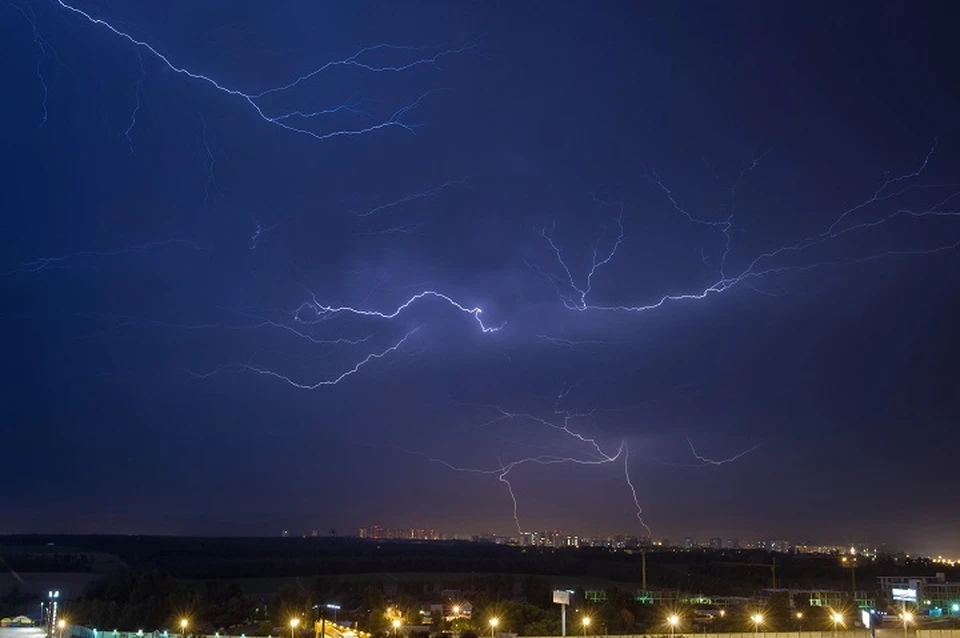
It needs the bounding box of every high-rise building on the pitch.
[43,590,60,637]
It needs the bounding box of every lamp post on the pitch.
[290,617,300,638]
[831,612,844,638]
[392,618,402,638]
[179,619,188,638]
[667,614,679,638]
[902,611,914,638]
[489,618,499,638]
[57,619,66,638]
[751,614,764,635]
[582,617,591,637]
[796,612,803,631]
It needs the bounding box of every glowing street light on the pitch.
[179,619,188,638]
[667,614,680,637]
[452,606,461,617]
[489,618,499,638]
[392,618,402,636]
[582,617,591,637]
[902,611,914,638]
[290,618,300,638]
[57,619,67,638]
[831,611,844,638]
[796,612,804,631]
[751,614,764,634]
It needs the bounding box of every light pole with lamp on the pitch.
[581,617,591,637]
[667,614,679,638]
[290,617,300,638]
[751,614,764,635]
[179,619,188,638]
[902,611,914,638]
[831,611,844,638]
[489,618,499,638]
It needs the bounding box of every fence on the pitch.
[531,633,871,638]
[70,629,274,638]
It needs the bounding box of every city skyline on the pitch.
[2,2,959,553]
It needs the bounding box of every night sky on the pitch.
[2,2,959,555]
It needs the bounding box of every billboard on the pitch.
[553,590,571,605]
[892,588,917,602]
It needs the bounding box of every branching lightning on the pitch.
[7,0,56,127]
[686,438,763,466]
[2,239,200,275]
[123,49,146,154]
[534,141,960,316]
[9,2,959,541]
[404,386,663,536]
[354,179,468,218]
[191,326,421,390]
[295,289,504,334]
[535,198,624,310]
[51,0,473,142]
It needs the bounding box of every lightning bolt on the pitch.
[2,239,200,276]
[199,116,220,204]
[295,289,505,334]
[535,141,960,316]
[51,0,473,142]
[685,438,763,466]
[403,386,657,536]
[354,179,468,218]
[191,326,421,390]
[534,198,624,310]
[123,49,146,154]
[7,0,56,127]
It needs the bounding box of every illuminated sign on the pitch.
[861,610,871,628]
[893,588,917,602]
[553,590,571,605]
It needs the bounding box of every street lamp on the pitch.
[831,611,844,638]
[57,619,66,638]
[667,614,680,638]
[582,617,591,637]
[902,611,914,638]
[452,606,461,617]
[489,618,499,638]
[179,619,188,638]
[290,617,300,638]
[392,618,402,637]
[796,612,803,631]
[751,614,764,634]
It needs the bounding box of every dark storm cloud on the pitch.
[1,1,959,553]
